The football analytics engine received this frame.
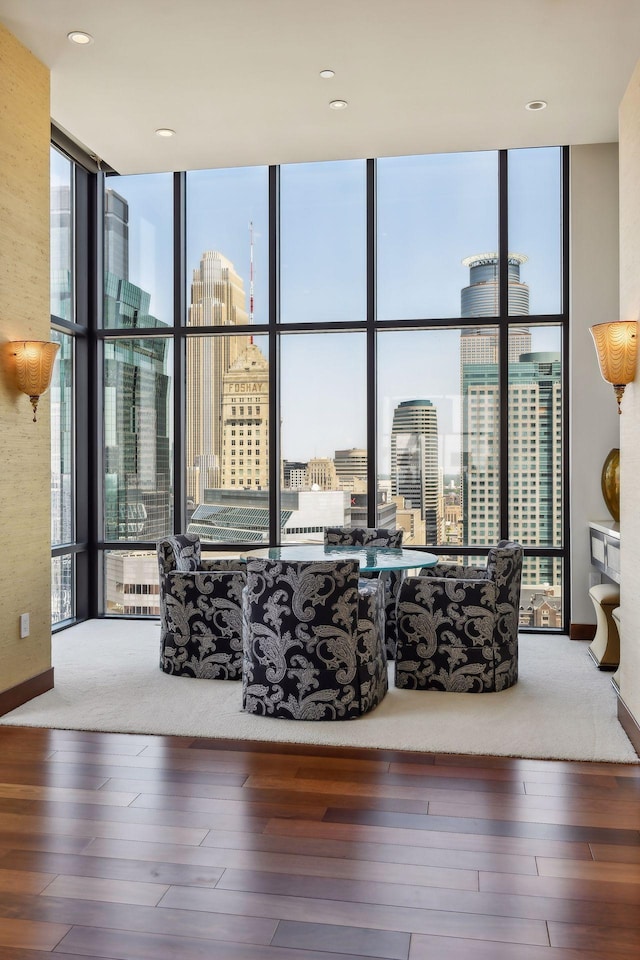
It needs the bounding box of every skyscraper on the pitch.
[186,251,252,500]
[460,251,531,370]
[390,399,441,544]
[105,189,129,282]
[334,448,367,492]
[102,190,172,541]
[220,342,269,492]
[460,253,562,589]
[462,351,561,584]
[461,252,529,317]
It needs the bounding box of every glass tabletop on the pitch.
[243,544,437,573]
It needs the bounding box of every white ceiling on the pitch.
[1,0,640,174]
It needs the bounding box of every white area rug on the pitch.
[1,619,637,763]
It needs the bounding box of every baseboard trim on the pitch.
[0,668,54,717]
[616,695,640,758]
[569,623,596,641]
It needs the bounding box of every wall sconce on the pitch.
[9,340,60,421]
[589,321,638,414]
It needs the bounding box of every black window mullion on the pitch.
[498,149,509,541]
[268,165,281,545]
[173,171,186,535]
[561,145,571,633]
[366,158,377,529]
[91,172,105,617]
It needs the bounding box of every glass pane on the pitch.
[104,550,160,615]
[50,147,73,321]
[460,327,502,547]
[519,566,564,629]
[281,332,367,540]
[104,338,173,540]
[280,160,366,323]
[508,323,562,559]
[104,173,173,328]
[51,330,74,546]
[508,147,562,315]
[52,554,74,625]
[185,334,269,543]
[377,152,498,320]
[378,328,500,547]
[186,167,268,327]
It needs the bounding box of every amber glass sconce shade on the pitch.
[10,340,60,421]
[589,321,638,414]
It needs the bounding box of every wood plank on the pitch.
[537,857,640,884]
[272,919,410,959]
[0,868,56,896]
[322,806,640,846]
[548,920,640,956]
[0,831,92,855]
[480,870,640,906]
[40,874,169,906]
[589,843,640,863]
[0,849,225,889]
[409,932,631,960]
[0,918,70,952]
[0,783,139,806]
[0,764,109,790]
[0,810,209,845]
[264,816,596,859]
[296,766,527,795]
[426,798,640,830]
[390,761,622,788]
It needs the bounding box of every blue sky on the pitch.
[107,147,562,469]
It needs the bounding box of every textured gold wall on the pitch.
[0,23,52,691]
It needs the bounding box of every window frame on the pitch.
[55,147,569,632]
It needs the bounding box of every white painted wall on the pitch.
[619,61,640,723]
[569,143,621,628]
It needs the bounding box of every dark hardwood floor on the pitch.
[0,726,638,959]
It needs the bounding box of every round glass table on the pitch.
[243,544,437,573]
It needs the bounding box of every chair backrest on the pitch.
[485,540,523,639]
[245,558,360,653]
[324,526,403,548]
[157,534,202,575]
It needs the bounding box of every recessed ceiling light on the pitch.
[329,99,348,110]
[67,31,93,45]
[319,69,335,79]
[155,128,176,138]
[525,100,547,111]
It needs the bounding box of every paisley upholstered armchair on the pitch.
[324,526,404,660]
[242,557,388,720]
[157,534,246,680]
[395,540,523,693]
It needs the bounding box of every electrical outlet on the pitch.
[20,613,30,638]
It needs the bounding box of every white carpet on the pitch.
[1,619,637,763]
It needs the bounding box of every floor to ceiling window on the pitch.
[55,145,567,630]
[50,143,93,628]
[50,146,76,626]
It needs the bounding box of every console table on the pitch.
[588,520,620,584]
[588,520,620,669]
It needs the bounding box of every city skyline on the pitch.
[109,148,562,468]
